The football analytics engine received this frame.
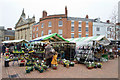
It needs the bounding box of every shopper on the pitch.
[45,42,55,67]
[2,44,6,55]
[0,44,2,58]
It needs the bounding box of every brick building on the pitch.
[32,6,94,39]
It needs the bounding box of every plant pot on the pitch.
[53,66,57,70]
[43,66,47,70]
[94,65,97,68]
[34,66,38,70]
[97,65,101,68]
[66,64,69,68]
[87,67,93,69]
[20,63,24,67]
[69,64,74,67]
[58,61,60,64]
[30,68,33,71]
[38,69,44,73]
[26,69,30,73]
[63,63,66,67]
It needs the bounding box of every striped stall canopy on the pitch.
[29,33,69,42]
[66,35,110,47]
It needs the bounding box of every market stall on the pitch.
[66,35,110,48]
[51,42,76,60]
[29,33,73,60]
[67,35,111,68]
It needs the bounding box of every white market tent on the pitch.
[66,35,110,47]
[2,39,29,43]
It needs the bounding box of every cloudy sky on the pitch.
[0,0,119,29]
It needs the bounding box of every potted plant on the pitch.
[66,63,69,68]
[52,64,57,70]
[69,62,75,67]
[30,66,34,71]
[86,62,93,69]
[97,63,102,68]
[38,66,44,73]
[26,66,30,73]
[41,65,48,70]
[94,62,97,68]
[34,63,39,70]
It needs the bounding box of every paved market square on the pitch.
[1,55,118,78]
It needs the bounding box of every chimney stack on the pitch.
[7,28,12,30]
[86,15,89,18]
[65,6,68,17]
[106,20,110,23]
[42,10,47,18]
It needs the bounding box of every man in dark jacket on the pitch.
[2,44,6,55]
[0,44,2,58]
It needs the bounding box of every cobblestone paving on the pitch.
[1,56,118,78]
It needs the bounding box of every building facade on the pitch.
[0,26,5,43]
[4,28,15,41]
[93,18,116,40]
[117,1,120,40]
[32,7,93,39]
[15,9,35,41]
[0,26,15,43]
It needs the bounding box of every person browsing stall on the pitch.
[45,42,55,67]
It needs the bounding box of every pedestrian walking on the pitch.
[2,44,6,55]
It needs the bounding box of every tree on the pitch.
[110,5,118,40]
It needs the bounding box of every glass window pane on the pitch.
[41,23,44,28]
[48,21,52,27]
[71,27,74,32]
[59,21,63,26]
[71,34,74,38]
[79,27,81,32]
[71,21,74,25]
[36,27,38,31]
[48,30,52,34]
[41,31,43,36]
[96,27,100,31]
[36,33,38,37]
[86,34,89,37]
[86,27,88,32]
[79,34,81,37]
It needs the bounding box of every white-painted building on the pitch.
[93,18,115,40]
[118,1,120,23]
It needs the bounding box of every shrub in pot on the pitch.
[38,66,44,73]
[52,64,57,70]
[86,62,93,69]
[26,66,31,73]
[69,62,75,67]
[97,63,102,68]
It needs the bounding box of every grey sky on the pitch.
[0,0,119,29]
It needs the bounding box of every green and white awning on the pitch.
[30,33,69,42]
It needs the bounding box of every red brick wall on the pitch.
[32,15,93,39]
